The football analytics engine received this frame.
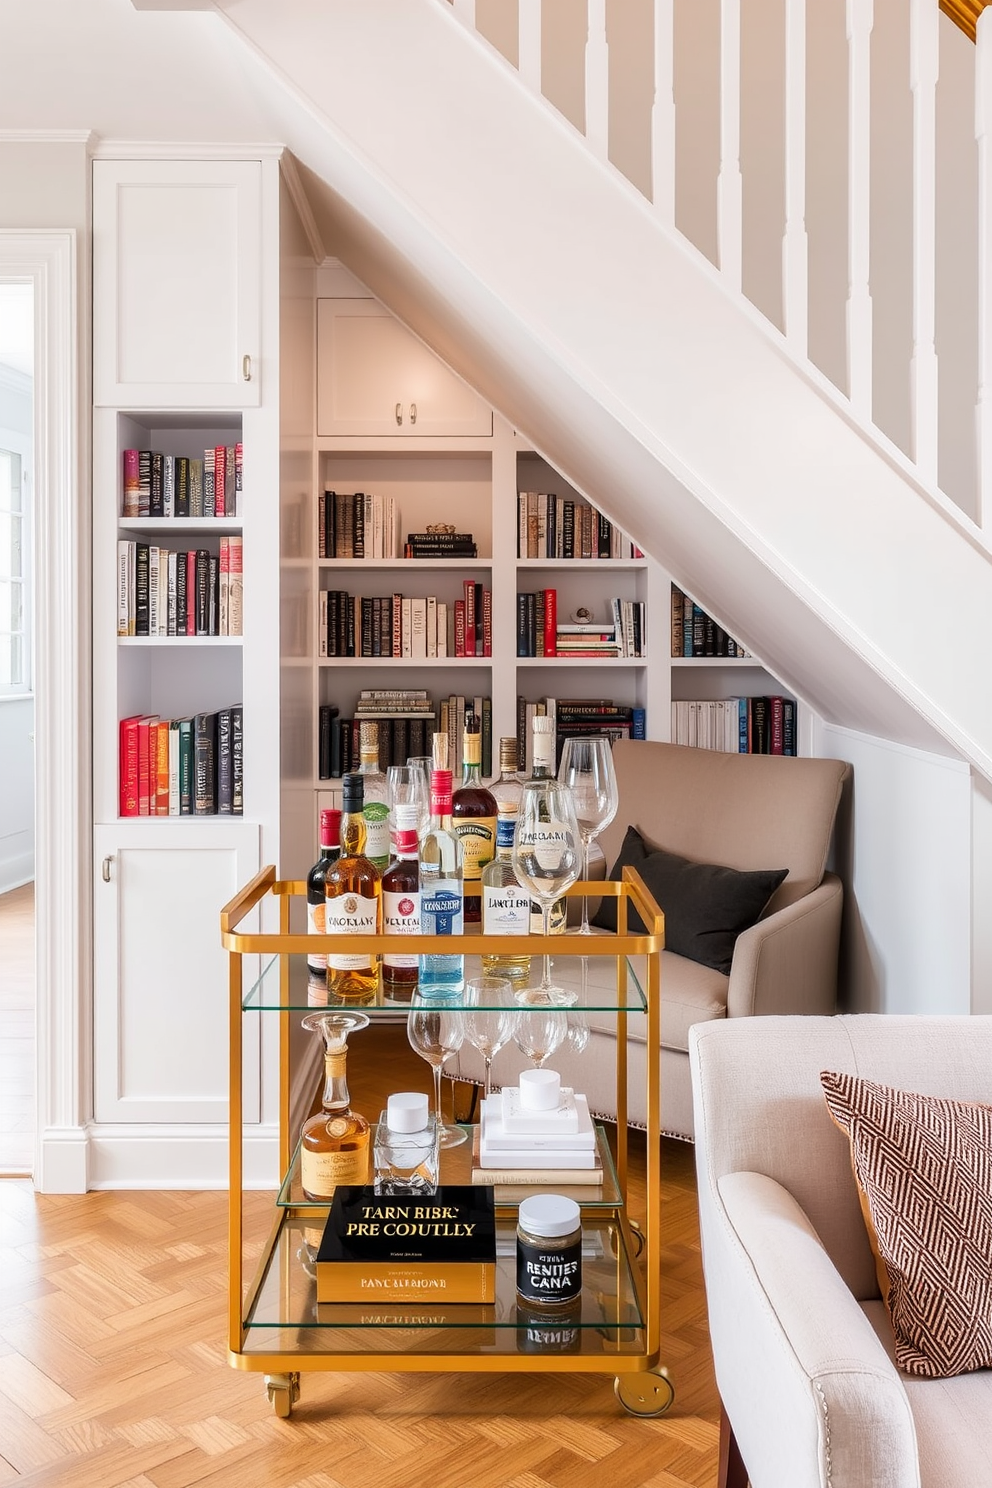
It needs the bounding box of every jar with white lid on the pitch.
[516,1193,582,1306]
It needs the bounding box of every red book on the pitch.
[227,536,243,637]
[482,586,492,658]
[462,579,476,657]
[543,587,557,658]
[214,445,226,517]
[155,720,171,815]
[119,715,140,816]
[122,449,141,518]
[186,551,197,635]
[454,599,466,658]
[136,715,158,816]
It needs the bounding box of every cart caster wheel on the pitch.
[265,1372,301,1417]
[614,1369,675,1418]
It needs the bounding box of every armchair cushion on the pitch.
[591,823,786,973]
[821,1070,992,1380]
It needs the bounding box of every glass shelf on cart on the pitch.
[240,1211,645,1356]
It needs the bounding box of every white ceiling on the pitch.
[0,284,33,377]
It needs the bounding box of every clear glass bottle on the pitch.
[481,810,532,984]
[324,772,381,1005]
[306,807,341,974]
[491,736,524,818]
[299,1010,371,1201]
[452,713,498,923]
[357,719,391,872]
[373,1090,439,1195]
[381,800,421,1005]
[418,766,465,996]
[527,715,567,935]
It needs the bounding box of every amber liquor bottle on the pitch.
[300,1017,371,1201]
[381,800,421,1005]
[307,808,341,974]
[324,773,382,1004]
[452,713,497,924]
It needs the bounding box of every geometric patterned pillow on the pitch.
[820,1070,992,1379]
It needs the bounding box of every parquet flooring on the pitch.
[0,1028,720,1488]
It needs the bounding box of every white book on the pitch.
[501,1084,581,1135]
[219,536,229,638]
[227,537,243,638]
[159,549,169,636]
[401,596,413,658]
[371,494,383,560]
[410,597,428,659]
[481,1094,595,1152]
[168,719,180,815]
[167,551,178,636]
[436,601,448,658]
[148,547,160,635]
[426,594,438,658]
[117,540,132,636]
[386,494,397,558]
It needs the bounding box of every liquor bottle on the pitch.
[357,719,391,872]
[418,766,465,995]
[491,736,524,818]
[527,715,567,935]
[481,810,532,984]
[307,807,341,973]
[324,772,382,1005]
[452,713,498,924]
[381,800,421,1005]
[300,1011,371,1200]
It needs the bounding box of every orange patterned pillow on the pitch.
[821,1070,992,1379]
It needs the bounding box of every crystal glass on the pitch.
[557,735,620,934]
[387,763,430,846]
[512,1006,568,1068]
[462,975,517,1100]
[511,778,581,1004]
[406,991,467,1147]
[565,1006,590,1055]
[405,757,433,837]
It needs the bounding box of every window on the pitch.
[0,444,28,694]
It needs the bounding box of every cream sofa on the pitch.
[690,1015,992,1488]
[453,740,850,1139]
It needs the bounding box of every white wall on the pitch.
[817,721,972,1015]
[0,369,34,891]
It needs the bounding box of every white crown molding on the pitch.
[90,138,284,161]
[279,150,326,265]
[0,130,94,145]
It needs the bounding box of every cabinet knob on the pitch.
[102,855,114,883]
[395,402,403,426]
[242,354,252,383]
[410,402,417,425]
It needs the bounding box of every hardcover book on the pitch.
[316,1186,497,1304]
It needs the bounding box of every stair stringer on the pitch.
[219,0,992,779]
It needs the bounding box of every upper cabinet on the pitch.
[93,159,262,408]
[316,298,493,437]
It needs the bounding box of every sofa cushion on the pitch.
[585,949,730,1053]
[592,824,787,974]
[822,1070,992,1379]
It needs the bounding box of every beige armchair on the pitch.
[690,1014,992,1488]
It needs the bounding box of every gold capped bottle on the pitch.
[324,772,382,1005]
[452,713,498,924]
[299,1011,371,1201]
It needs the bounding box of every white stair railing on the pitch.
[446,0,990,537]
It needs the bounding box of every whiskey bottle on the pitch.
[481,810,532,984]
[324,772,382,1005]
[357,719,391,872]
[300,1010,371,1201]
[306,808,341,974]
[418,766,465,996]
[451,713,498,924]
[527,715,567,935]
[381,800,421,1005]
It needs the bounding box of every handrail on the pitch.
[941,0,988,42]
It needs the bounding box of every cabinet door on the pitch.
[93,160,262,408]
[93,820,260,1124]
[317,299,493,436]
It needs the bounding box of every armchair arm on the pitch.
[702,1169,919,1488]
[726,872,843,1019]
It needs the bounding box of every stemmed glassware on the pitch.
[462,975,517,1101]
[387,763,430,847]
[511,778,581,1005]
[557,735,620,935]
[405,757,433,835]
[513,1006,569,1068]
[406,991,468,1147]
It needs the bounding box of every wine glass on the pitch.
[557,735,620,934]
[513,1006,568,1068]
[405,757,434,838]
[387,763,430,846]
[512,778,581,1004]
[565,1006,590,1055]
[406,991,468,1147]
[463,975,517,1101]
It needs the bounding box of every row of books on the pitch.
[671,696,797,755]
[318,582,492,659]
[318,490,400,559]
[671,584,750,658]
[516,696,646,773]
[517,491,641,560]
[122,444,242,519]
[119,707,243,816]
[516,590,645,658]
[318,693,493,778]
[117,539,243,638]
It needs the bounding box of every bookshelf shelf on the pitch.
[316,656,492,669]
[516,558,648,571]
[670,656,759,667]
[118,517,244,534]
[117,636,244,648]
[517,657,647,669]
[317,558,494,571]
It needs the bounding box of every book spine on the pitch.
[216,708,233,813]
[163,455,175,518]
[119,717,139,816]
[463,579,477,656]
[234,442,243,516]
[168,718,181,815]
[454,599,466,658]
[782,698,797,757]
[167,551,178,636]
[117,541,132,637]
[149,451,164,518]
[137,716,156,816]
[123,449,140,517]
[769,696,785,755]
[219,536,230,637]
[543,587,556,657]
[186,551,197,636]
[203,448,215,517]
[189,458,203,518]
[174,457,189,519]
[353,491,365,559]
[213,446,226,518]
[671,584,684,657]
[225,446,236,517]
[155,719,171,816]
[138,450,151,517]
[179,718,194,813]
[193,712,217,815]
[195,550,210,636]
[208,553,219,636]
[134,544,150,637]
[631,707,647,740]
[392,592,403,658]
[482,586,492,657]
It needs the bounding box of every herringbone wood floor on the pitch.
[1,1017,719,1488]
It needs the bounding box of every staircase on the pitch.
[215,0,992,778]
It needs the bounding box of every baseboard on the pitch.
[0,857,35,897]
[35,1125,89,1193]
[85,1122,280,1189]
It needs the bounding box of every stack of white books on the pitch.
[472,1070,603,1186]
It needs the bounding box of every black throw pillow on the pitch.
[591,824,788,974]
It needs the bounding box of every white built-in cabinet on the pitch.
[90,154,281,1187]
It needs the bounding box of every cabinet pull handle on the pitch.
[395,402,403,426]
[242,354,252,382]
[410,402,417,425]
[102,855,114,883]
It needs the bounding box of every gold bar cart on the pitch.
[221,866,670,1418]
